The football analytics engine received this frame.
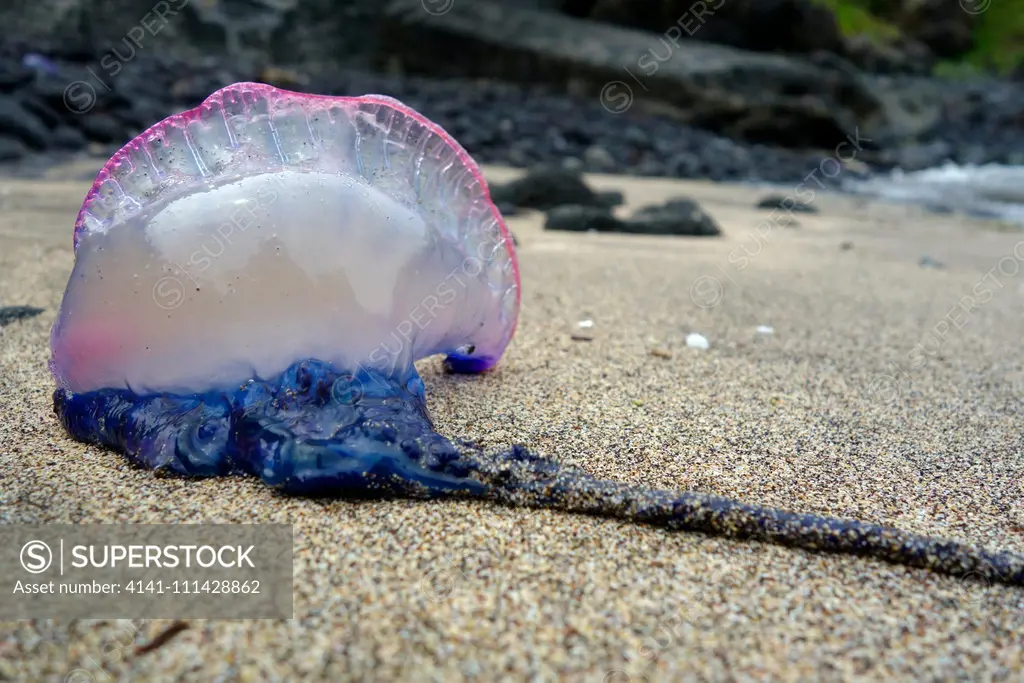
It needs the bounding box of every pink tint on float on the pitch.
[51,82,520,395]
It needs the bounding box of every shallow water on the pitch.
[845,163,1024,223]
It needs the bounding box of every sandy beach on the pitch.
[1,161,1023,681]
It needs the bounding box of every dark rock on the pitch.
[496,202,521,217]
[77,113,127,144]
[919,255,944,269]
[805,50,863,78]
[1,34,1021,196]
[0,94,50,149]
[0,135,27,161]
[583,144,616,171]
[839,241,854,251]
[867,0,975,59]
[545,205,622,232]
[0,0,317,68]
[595,190,624,208]
[623,214,721,236]
[588,0,844,56]
[756,194,818,213]
[0,63,34,92]
[19,94,64,129]
[560,156,583,171]
[49,125,87,150]
[27,67,134,118]
[964,206,1002,220]
[30,70,87,109]
[688,95,850,149]
[668,152,702,177]
[0,305,44,326]
[627,198,722,236]
[378,0,888,150]
[489,165,615,211]
[505,146,531,168]
[863,78,943,148]
[170,73,237,104]
[842,34,935,76]
[265,0,392,70]
[909,20,972,60]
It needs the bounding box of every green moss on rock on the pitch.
[813,0,1023,74]
[812,0,900,44]
[965,1,1024,73]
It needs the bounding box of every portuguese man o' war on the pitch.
[51,83,1023,588]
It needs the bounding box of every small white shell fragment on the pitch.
[756,325,775,335]
[578,319,595,329]
[686,333,709,350]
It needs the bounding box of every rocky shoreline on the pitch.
[0,55,851,186]
[1,0,1023,190]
